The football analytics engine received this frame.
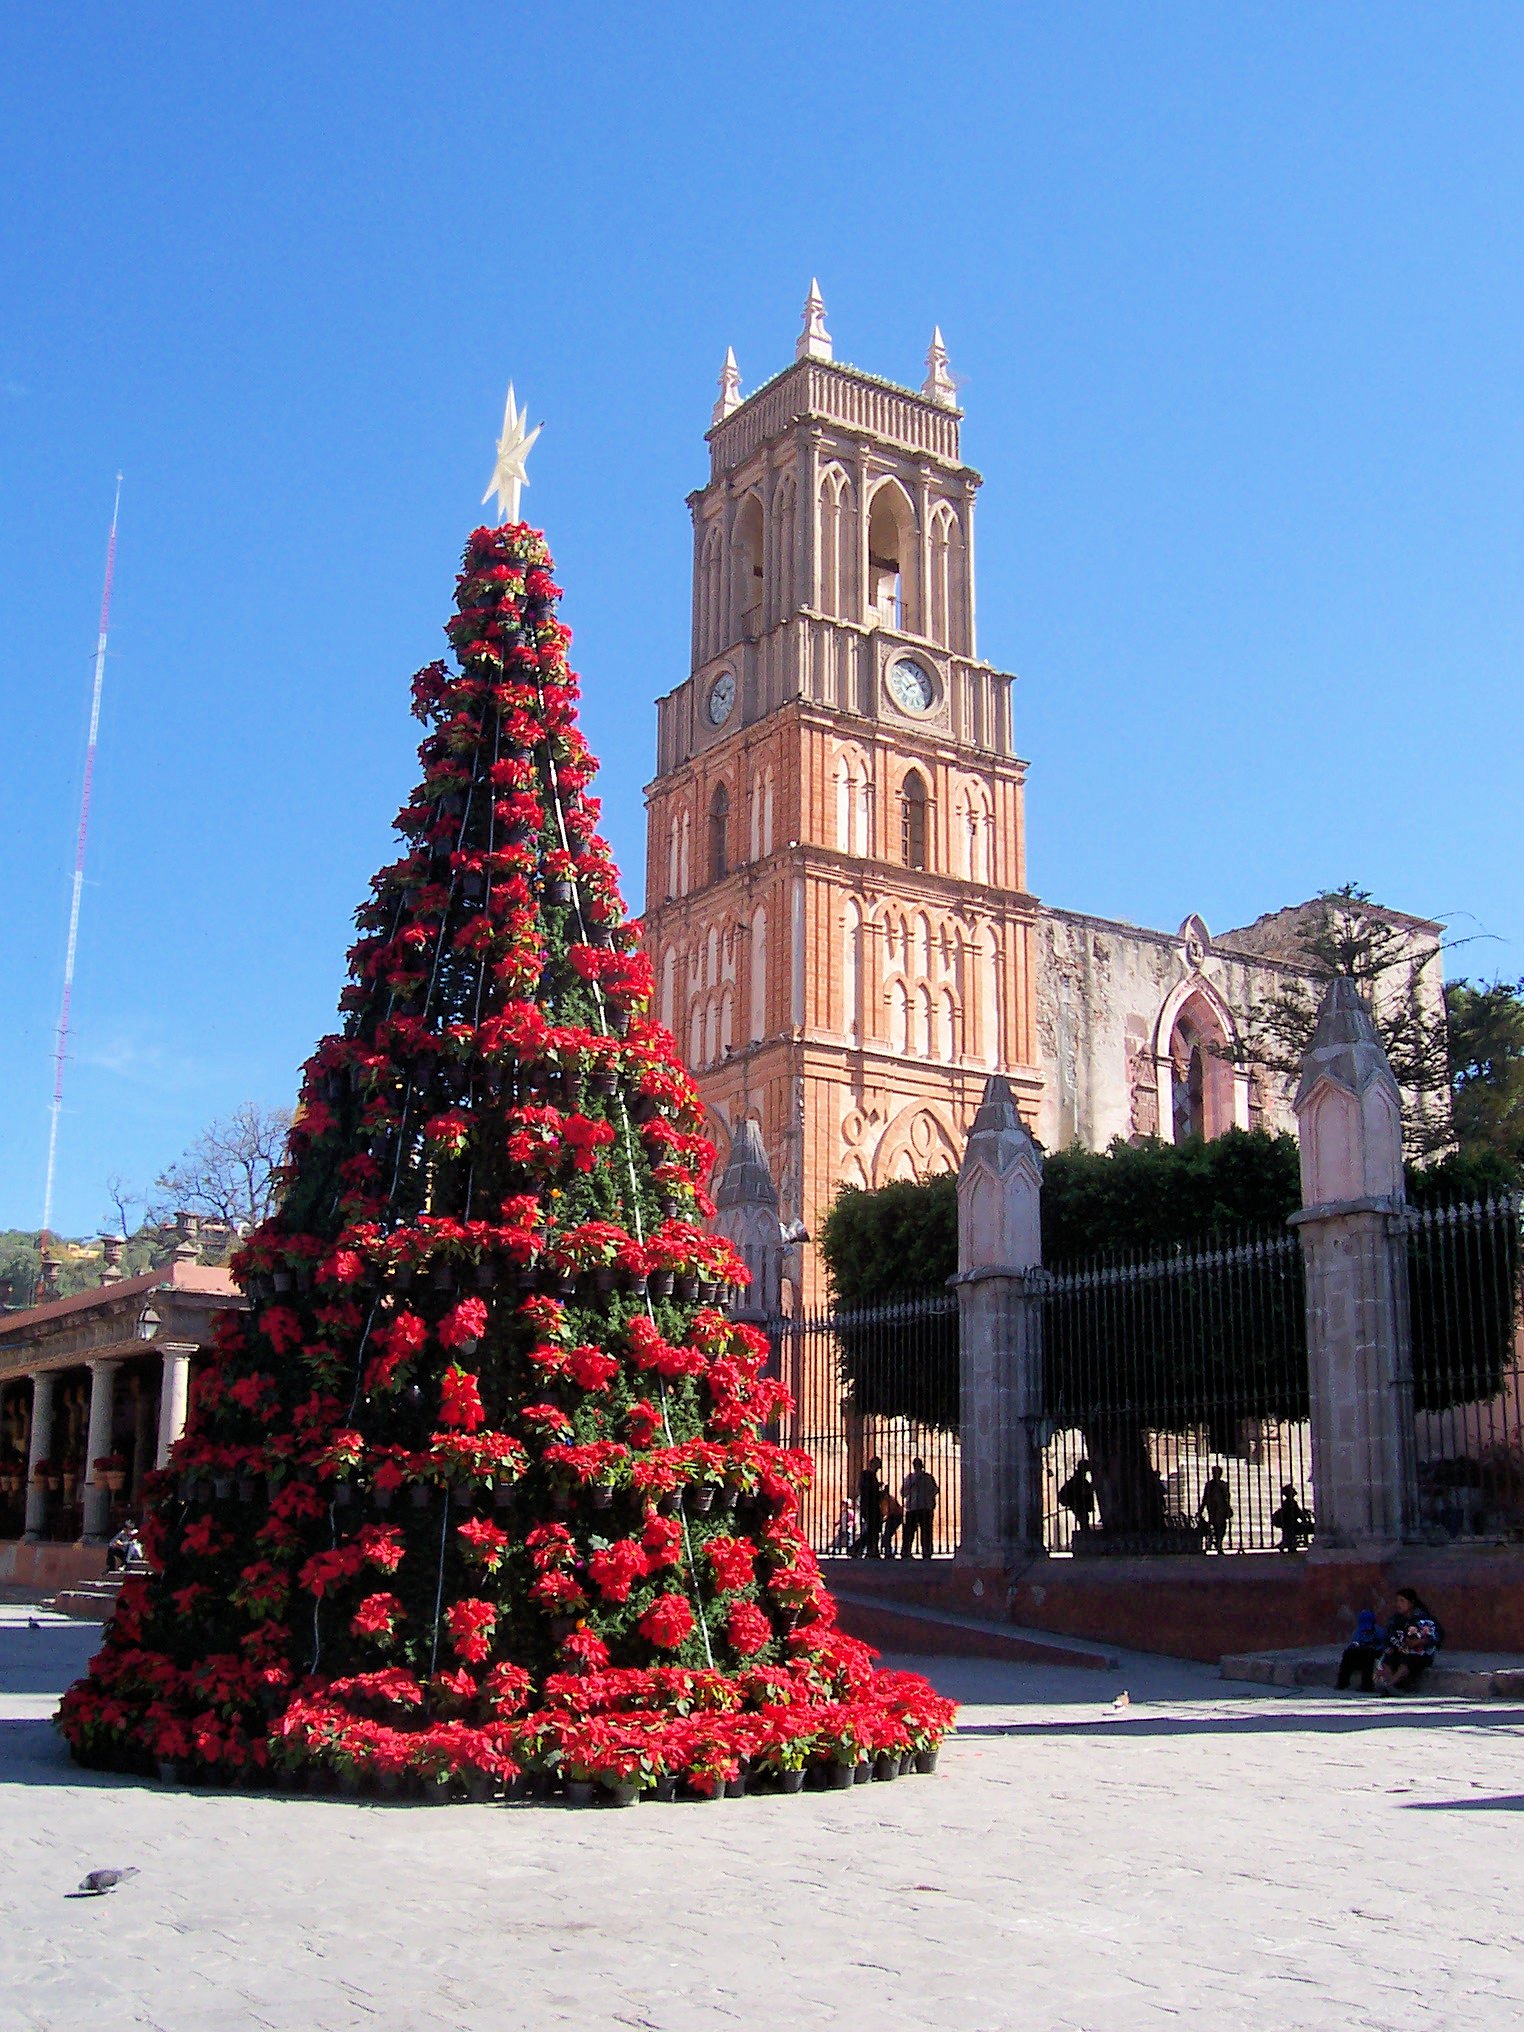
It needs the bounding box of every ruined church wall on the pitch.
[1034,907,1302,1154]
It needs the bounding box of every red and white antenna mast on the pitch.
[41,474,122,1251]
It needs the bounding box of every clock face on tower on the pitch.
[706,669,736,726]
[887,656,937,715]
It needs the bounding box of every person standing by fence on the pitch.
[851,1456,885,1558]
[880,1480,905,1559]
[1197,1466,1233,1553]
[901,1458,939,1560]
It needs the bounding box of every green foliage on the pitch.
[1043,1130,1301,1263]
[1446,977,1524,1177]
[817,1176,959,1428]
[818,1175,957,1305]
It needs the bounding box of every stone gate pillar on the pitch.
[953,1074,1044,1562]
[1291,977,1417,1548]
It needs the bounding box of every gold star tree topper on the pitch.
[481,383,543,524]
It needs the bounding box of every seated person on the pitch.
[1375,1588,1443,1692]
[105,1521,138,1573]
[1337,1608,1386,1692]
[1271,1483,1313,1553]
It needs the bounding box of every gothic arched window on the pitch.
[708,782,731,884]
[901,770,928,871]
[734,494,764,642]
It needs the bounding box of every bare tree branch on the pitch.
[149,1103,293,1237]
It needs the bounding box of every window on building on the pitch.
[901,771,928,871]
[709,782,730,883]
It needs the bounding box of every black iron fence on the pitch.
[769,1291,961,1558]
[1038,1229,1312,1556]
[1408,1190,1524,1543]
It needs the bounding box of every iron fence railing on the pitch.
[768,1291,961,1558]
[1408,1190,1524,1543]
[1038,1229,1312,1556]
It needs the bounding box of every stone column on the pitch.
[953,1074,1045,1563]
[1291,977,1417,1548]
[80,1357,121,1542]
[22,1371,56,1541]
[156,1346,193,1468]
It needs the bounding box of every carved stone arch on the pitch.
[874,1102,962,1187]
[915,981,935,1057]
[842,896,863,1046]
[817,463,856,618]
[733,491,765,643]
[748,901,768,1043]
[699,520,725,661]
[831,738,870,854]
[772,471,798,624]
[659,945,676,1031]
[888,977,910,1055]
[866,475,920,635]
[940,985,960,1061]
[927,498,967,653]
[1150,972,1248,1143]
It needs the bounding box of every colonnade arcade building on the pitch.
[0,1242,238,1589]
[641,288,1444,1304]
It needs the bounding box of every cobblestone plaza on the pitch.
[4,1607,1521,2031]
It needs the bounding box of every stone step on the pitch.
[1220,1645,1524,1699]
[49,1574,127,1620]
[832,1585,1119,1671]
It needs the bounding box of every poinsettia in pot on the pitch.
[92,1454,128,1494]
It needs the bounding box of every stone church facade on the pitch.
[640,292,1443,1301]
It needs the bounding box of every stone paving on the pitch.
[3,1604,1522,2031]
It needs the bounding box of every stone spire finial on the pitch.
[714,1117,779,1214]
[796,279,832,362]
[922,325,956,408]
[711,346,743,426]
[1294,976,1405,1205]
[712,1118,784,1318]
[957,1073,1043,1273]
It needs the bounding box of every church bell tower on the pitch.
[643,287,1041,1303]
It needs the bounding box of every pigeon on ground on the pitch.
[77,1868,139,1895]
[28,1616,39,1630]
[1111,1690,1131,1710]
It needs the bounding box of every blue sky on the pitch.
[2,3,1519,1237]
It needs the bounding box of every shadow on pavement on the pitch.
[957,1704,1524,1740]
[1403,1794,1524,1811]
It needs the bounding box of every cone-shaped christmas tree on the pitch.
[60,522,954,1801]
